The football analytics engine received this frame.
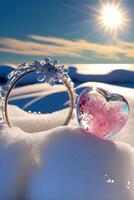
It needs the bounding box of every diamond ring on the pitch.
[0,58,76,127]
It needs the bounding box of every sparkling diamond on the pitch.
[37,73,45,82]
[48,78,55,86]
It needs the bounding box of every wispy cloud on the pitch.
[0,35,134,60]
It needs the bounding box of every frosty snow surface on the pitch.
[0,63,134,199]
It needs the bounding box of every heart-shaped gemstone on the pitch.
[77,87,129,138]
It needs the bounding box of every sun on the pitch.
[96,2,128,33]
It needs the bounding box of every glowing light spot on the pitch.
[94,2,128,34]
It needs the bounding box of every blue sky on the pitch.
[0,0,134,64]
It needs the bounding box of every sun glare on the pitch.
[96,2,128,33]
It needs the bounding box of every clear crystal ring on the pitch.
[0,58,76,127]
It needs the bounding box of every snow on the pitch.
[0,115,134,200]
[0,64,134,199]
[8,105,77,132]
[1,64,134,86]
[0,126,33,199]
[27,126,134,200]
[69,64,134,84]
[0,92,134,199]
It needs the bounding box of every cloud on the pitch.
[0,35,134,60]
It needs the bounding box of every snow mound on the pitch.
[0,105,134,200]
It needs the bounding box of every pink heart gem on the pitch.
[77,87,129,138]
